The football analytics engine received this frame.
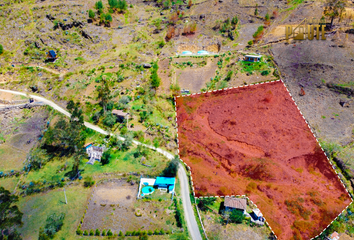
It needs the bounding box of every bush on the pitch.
[248,40,253,46]
[230,209,244,223]
[102,229,106,236]
[154,229,159,235]
[163,155,179,177]
[0,44,3,55]
[125,231,132,236]
[76,228,83,235]
[40,213,65,238]
[90,229,94,236]
[261,70,270,76]
[101,150,112,165]
[84,176,95,187]
[105,13,113,22]
[95,229,100,236]
[225,71,233,81]
[159,229,165,235]
[107,229,113,236]
[83,230,88,236]
[147,230,153,235]
[119,230,123,236]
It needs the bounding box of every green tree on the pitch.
[265,13,270,21]
[150,62,161,88]
[108,0,118,9]
[97,76,111,112]
[101,150,112,165]
[117,0,128,13]
[105,13,113,23]
[324,0,346,28]
[95,0,104,10]
[107,229,113,236]
[254,4,258,16]
[103,112,116,127]
[231,16,238,26]
[95,229,100,236]
[0,187,23,239]
[0,44,3,55]
[229,209,244,223]
[224,71,233,81]
[163,0,171,9]
[89,9,95,19]
[163,155,179,177]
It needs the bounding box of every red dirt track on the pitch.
[175,81,352,240]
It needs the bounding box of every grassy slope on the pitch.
[18,185,91,240]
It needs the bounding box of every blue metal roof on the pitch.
[197,50,208,54]
[182,51,192,55]
[49,50,57,58]
[155,177,175,186]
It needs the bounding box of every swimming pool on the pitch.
[142,186,154,195]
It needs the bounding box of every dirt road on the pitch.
[0,88,203,240]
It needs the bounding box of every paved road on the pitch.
[0,88,203,240]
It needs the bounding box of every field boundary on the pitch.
[174,79,353,240]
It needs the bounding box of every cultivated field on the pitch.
[176,80,352,239]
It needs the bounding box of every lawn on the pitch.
[21,145,169,185]
[18,185,91,240]
[0,144,27,171]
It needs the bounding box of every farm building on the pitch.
[85,143,105,165]
[47,50,57,60]
[326,232,340,240]
[244,54,262,62]
[112,109,129,122]
[250,208,265,225]
[224,197,247,213]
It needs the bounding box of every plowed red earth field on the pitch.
[175,80,352,240]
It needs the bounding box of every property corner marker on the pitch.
[174,79,353,240]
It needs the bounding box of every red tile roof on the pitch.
[224,197,247,211]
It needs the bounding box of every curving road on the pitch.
[0,88,203,240]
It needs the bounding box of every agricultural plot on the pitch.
[175,80,352,239]
[81,180,178,235]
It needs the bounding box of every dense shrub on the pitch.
[102,229,106,236]
[39,213,65,238]
[0,44,3,55]
[229,209,244,223]
[83,230,88,236]
[107,229,113,236]
[89,229,94,236]
[95,229,100,236]
[89,10,95,19]
[84,176,95,187]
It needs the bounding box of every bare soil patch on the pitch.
[176,80,351,239]
[81,180,177,234]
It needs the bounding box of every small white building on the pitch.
[244,54,262,62]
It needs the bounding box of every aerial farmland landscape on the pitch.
[0,0,354,240]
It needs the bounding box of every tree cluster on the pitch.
[252,25,264,43]
[38,213,65,240]
[162,155,179,177]
[0,187,23,240]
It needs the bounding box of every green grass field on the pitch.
[18,185,91,240]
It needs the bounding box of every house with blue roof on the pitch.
[154,177,175,193]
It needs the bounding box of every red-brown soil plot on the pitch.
[175,80,352,240]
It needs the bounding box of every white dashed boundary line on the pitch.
[174,79,353,240]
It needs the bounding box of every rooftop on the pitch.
[155,177,175,186]
[112,109,129,117]
[224,197,247,211]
